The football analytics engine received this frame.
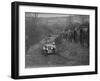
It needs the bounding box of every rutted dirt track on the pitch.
[25,40,89,68]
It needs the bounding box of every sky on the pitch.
[25,12,72,18]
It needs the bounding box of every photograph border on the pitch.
[11,1,98,79]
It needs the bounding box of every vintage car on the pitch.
[42,41,57,55]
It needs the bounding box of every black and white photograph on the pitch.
[11,1,97,79]
[25,12,90,68]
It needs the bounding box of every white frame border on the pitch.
[19,5,95,76]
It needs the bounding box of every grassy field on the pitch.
[25,39,89,68]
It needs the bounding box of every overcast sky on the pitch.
[25,12,72,18]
